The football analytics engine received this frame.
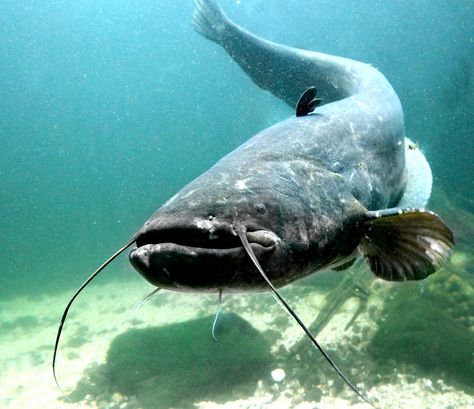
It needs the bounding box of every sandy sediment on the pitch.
[1,270,473,409]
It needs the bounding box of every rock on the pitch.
[101,312,273,408]
[367,283,474,389]
[271,368,286,382]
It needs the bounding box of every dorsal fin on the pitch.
[296,86,322,117]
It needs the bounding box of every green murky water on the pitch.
[1,1,473,408]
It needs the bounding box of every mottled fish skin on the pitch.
[129,0,452,291]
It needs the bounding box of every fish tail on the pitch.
[192,0,230,44]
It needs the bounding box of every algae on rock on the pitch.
[368,266,474,390]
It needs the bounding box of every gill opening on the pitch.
[233,223,375,408]
[52,238,136,395]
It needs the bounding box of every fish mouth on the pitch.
[129,221,280,290]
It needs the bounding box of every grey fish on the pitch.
[54,0,454,406]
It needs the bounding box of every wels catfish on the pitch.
[54,0,454,406]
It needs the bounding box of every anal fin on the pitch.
[359,208,454,281]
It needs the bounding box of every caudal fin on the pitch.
[192,0,230,44]
[359,208,454,281]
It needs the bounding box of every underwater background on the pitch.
[1,1,473,408]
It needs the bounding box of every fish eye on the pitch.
[255,204,267,214]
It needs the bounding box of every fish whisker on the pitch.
[212,288,223,341]
[233,222,375,408]
[133,286,162,310]
[52,238,136,395]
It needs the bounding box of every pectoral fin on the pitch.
[359,208,454,281]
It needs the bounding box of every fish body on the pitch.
[129,0,453,291]
[53,2,454,403]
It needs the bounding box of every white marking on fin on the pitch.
[423,236,449,255]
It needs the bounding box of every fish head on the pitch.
[129,170,310,292]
